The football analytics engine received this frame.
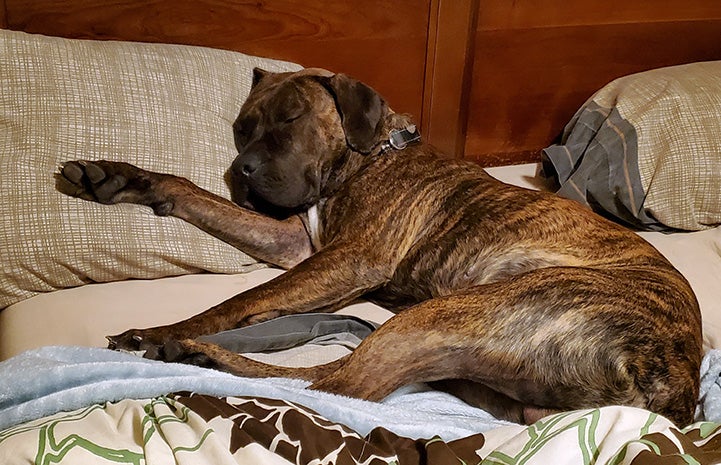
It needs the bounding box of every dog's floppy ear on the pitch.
[252,68,270,88]
[317,74,387,154]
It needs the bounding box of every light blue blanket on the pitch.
[0,346,509,440]
[698,349,721,422]
[2,346,721,439]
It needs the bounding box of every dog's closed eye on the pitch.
[282,113,303,125]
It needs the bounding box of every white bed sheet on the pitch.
[1,163,720,360]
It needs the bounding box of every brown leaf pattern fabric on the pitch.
[3,393,721,464]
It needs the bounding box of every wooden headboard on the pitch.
[4,0,721,166]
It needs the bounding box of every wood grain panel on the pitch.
[0,0,7,28]
[421,0,478,158]
[465,18,721,166]
[478,1,721,30]
[9,0,721,166]
[5,0,431,120]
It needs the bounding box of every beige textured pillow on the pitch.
[543,61,721,231]
[0,29,302,308]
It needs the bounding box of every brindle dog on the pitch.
[57,68,702,426]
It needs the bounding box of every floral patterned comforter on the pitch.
[3,392,721,465]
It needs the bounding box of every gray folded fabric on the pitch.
[196,313,378,353]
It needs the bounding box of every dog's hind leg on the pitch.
[162,338,348,381]
[166,337,554,424]
[316,267,700,425]
[429,379,563,424]
[306,267,700,425]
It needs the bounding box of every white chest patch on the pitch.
[306,204,323,251]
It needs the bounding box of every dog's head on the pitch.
[229,68,413,213]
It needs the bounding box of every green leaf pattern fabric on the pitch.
[3,394,721,464]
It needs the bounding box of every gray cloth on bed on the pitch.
[542,102,665,231]
[196,313,378,353]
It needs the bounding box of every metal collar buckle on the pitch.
[381,125,421,152]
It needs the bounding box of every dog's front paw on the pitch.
[107,329,167,359]
[57,160,140,204]
[56,160,174,215]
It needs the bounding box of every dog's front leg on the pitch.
[57,160,312,268]
[108,244,391,354]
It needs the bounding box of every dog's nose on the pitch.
[232,152,262,178]
[241,161,258,176]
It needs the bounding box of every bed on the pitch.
[3,2,721,463]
